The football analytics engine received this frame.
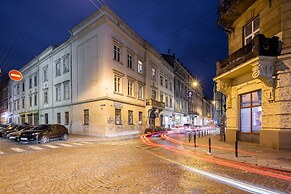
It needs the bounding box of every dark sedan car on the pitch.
[18,124,69,144]
[0,124,18,137]
[7,126,35,141]
[3,124,32,138]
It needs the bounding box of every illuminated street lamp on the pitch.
[193,81,198,87]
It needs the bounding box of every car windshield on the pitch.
[33,125,49,130]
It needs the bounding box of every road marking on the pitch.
[70,142,84,146]
[146,150,282,194]
[11,147,24,152]
[56,143,73,147]
[43,144,59,149]
[28,145,43,150]
[79,141,93,144]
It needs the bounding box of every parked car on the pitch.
[3,124,32,138]
[7,126,35,141]
[144,126,167,137]
[0,124,18,137]
[18,124,69,144]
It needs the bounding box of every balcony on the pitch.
[216,34,280,76]
[218,0,256,28]
[146,99,165,109]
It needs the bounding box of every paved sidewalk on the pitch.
[169,131,291,173]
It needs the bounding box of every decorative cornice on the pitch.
[252,56,277,87]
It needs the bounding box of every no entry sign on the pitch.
[9,70,23,81]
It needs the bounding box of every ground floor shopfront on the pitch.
[214,56,291,150]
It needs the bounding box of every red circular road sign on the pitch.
[9,70,23,81]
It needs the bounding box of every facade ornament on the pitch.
[216,79,232,109]
[252,56,276,87]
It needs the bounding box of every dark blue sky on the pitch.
[0,0,227,98]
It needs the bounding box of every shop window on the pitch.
[240,90,262,133]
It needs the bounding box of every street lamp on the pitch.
[193,81,198,87]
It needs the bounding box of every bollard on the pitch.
[194,133,197,147]
[235,141,238,157]
[188,132,191,143]
[208,138,211,154]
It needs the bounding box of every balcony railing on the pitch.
[146,99,165,109]
[218,0,256,28]
[216,34,280,76]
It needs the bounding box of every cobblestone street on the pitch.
[0,136,290,193]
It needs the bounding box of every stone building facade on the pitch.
[214,0,291,150]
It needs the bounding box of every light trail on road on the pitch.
[140,135,291,189]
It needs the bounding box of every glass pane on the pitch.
[252,90,262,106]
[245,23,252,36]
[252,106,262,133]
[241,108,251,133]
[241,93,251,108]
[254,17,260,31]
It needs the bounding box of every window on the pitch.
[115,109,121,125]
[138,84,143,100]
[160,75,163,86]
[84,109,89,125]
[128,80,134,97]
[43,67,48,82]
[169,82,172,91]
[44,89,48,104]
[244,16,260,45]
[151,67,156,80]
[65,111,69,125]
[34,75,37,87]
[34,93,37,106]
[56,84,61,101]
[113,45,121,62]
[13,101,16,111]
[22,81,25,92]
[152,90,156,100]
[56,60,61,77]
[165,79,168,89]
[22,98,25,109]
[17,100,19,110]
[160,94,163,102]
[16,83,20,95]
[63,81,70,100]
[57,113,61,124]
[29,76,32,88]
[137,60,143,74]
[128,110,133,125]
[63,55,69,73]
[29,95,32,107]
[139,111,142,125]
[127,54,132,69]
[114,75,122,93]
[45,113,48,124]
[165,96,168,107]
[240,90,262,133]
[170,97,173,108]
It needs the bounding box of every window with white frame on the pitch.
[114,74,122,93]
[63,54,69,73]
[55,84,61,101]
[138,83,143,100]
[151,67,156,80]
[63,81,70,100]
[113,45,121,62]
[127,80,134,97]
[56,60,61,77]
[244,16,260,45]
[43,67,48,82]
[137,60,143,74]
[44,89,48,104]
[127,54,132,69]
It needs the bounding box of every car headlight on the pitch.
[32,132,41,136]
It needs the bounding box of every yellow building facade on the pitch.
[214,0,291,150]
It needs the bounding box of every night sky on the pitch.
[0,0,227,98]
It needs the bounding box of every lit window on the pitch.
[128,110,133,125]
[113,45,121,61]
[128,80,134,97]
[114,75,122,93]
[84,109,89,125]
[244,16,260,45]
[137,60,143,74]
[138,84,143,100]
[115,109,121,125]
